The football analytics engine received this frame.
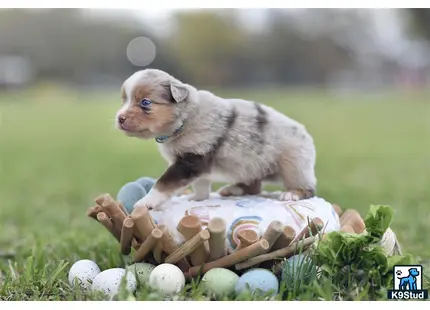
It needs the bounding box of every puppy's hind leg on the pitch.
[218,180,262,197]
[277,149,317,202]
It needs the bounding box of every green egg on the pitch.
[117,182,147,214]
[200,268,239,299]
[126,263,156,287]
[135,177,156,193]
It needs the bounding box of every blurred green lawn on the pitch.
[0,87,429,300]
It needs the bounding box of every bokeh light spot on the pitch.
[126,37,157,67]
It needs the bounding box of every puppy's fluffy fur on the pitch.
[116,69,317,210]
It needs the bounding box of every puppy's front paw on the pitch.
[133,198,153,210]
[134,199,166,212]
[278,191,301,202]
[150,204,167,212]
[134,189,169,211]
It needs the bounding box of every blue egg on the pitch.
[235,268,279,296]
[281,254,317,286]
[117,182,147,214]
[135,177,156,193]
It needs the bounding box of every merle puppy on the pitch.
[115,69,317,211]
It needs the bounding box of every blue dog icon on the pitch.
[397,268,420,290]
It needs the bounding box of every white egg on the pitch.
[149,263,185,296]
[91,268,137,298]
[68,259,101,293]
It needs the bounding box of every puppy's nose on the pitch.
[118,115,126,124]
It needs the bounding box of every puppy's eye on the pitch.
[140,98,152,108]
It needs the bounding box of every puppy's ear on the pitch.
[170,81,189,103]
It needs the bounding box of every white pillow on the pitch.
[150,192,340,252]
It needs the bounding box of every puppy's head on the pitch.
[115,69,191,139]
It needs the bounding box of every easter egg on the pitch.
[126,263,155,286]
[91,268,137,298]
[149,263,185,296]
[135,176,156,193]
[235,268,279,296]
[200,268,239,298]
[281,254,317,286]
[117,181,147,213]
[68,259,101,293]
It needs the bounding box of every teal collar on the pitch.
[155,123,185,144]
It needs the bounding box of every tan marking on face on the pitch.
[133,84,154,103]
[117,83,177,137]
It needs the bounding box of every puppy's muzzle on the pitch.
[118,115,126,124]
[117,114,133,131]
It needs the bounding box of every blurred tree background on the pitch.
[0,8,429,90]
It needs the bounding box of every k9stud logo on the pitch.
[387,265,428,300]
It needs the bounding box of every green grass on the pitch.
[0,86,429,300]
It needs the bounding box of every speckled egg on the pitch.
[235,268,279,296]
[68,259,101,293]
[117,181,147,214]
[200,268,239,298]
[281,253,317,286]
[135,176,156,193]
[149,263,185,296]
[91,268,137,298]
[126,263,155,286]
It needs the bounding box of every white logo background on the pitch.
[394,265,422,290]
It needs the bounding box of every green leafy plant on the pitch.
[312,205,414,299]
